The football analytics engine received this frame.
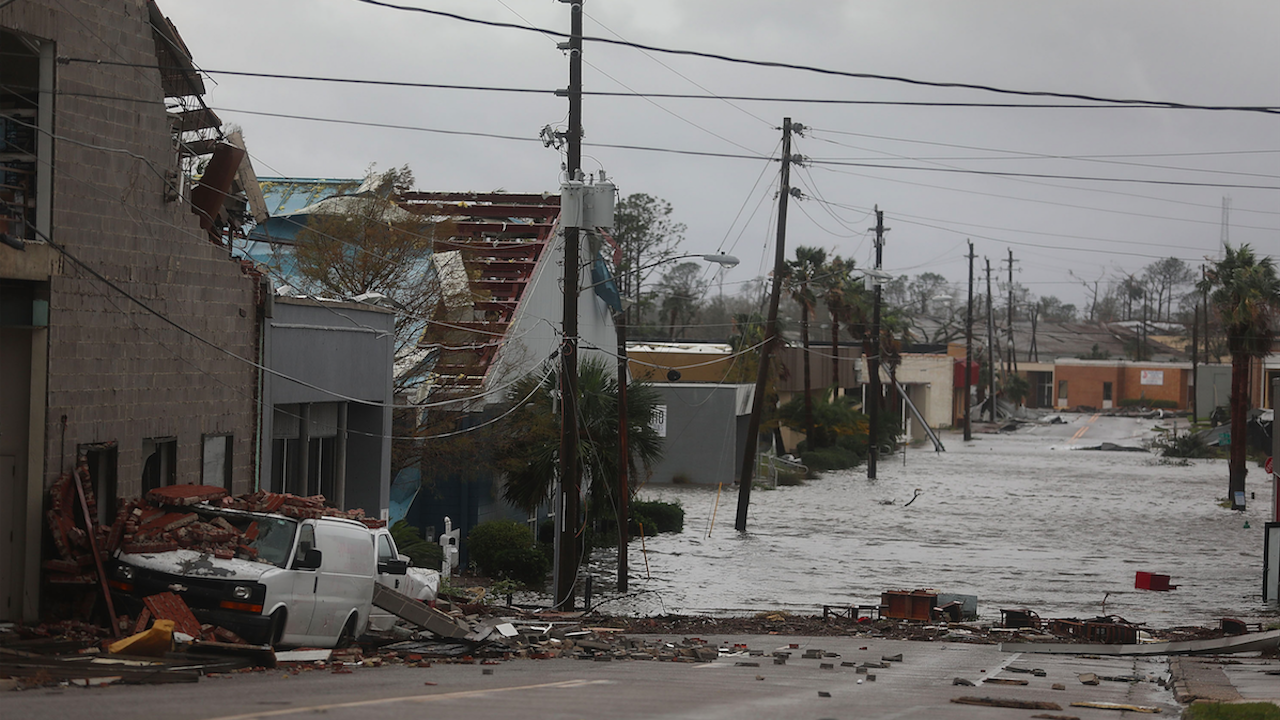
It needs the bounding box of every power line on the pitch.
[49,57,1280,112]
[804,157,1280,191]
[348,0,1280,114]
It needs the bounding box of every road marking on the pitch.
[205,679,613,720]
[1070,414,1100,443]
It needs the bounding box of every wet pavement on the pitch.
[604,413,1275,628]
[0,635,1193,720]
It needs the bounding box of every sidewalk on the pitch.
[1172,655,1280,706]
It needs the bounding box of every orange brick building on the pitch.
[1051,360,1193,410]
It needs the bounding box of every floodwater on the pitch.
[590,414,1276,629]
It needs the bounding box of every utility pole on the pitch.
[1191,302,1199,422]
[553,0,583,611]
[615,309,629,592]
[867,207,888,480]
[964,241,974,441]
[1005,249,1017,376]
[736,118,798,532]
[985,258,995,422]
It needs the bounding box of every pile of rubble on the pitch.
[46,472,385,573]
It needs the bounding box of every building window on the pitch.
[141,437,177,492]
[1102,382,1113,402]
[1057,380,1068,404]
[201,434,232,489]
[79,442,118,526]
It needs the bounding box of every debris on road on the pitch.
[951,696,1063,710]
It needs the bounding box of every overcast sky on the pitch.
[160,0,1278,313]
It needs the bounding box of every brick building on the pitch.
[1,1,262,622]
[1051,360,1193,410]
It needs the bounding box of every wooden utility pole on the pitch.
[1191,303,1199,422]
[985,258,995,422]
[554,0,583,611]
[615,311,629,592]
[736,118,797,532]
[1005,249,1017,376]
[867,207,888,479]
[964,241,974,441]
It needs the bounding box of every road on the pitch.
[0,635,1183,720]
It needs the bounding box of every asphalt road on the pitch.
[0,635,1183,720]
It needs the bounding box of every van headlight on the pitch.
[117,565,135,581]
[232,585,252,600]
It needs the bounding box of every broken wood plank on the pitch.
[951,697,1063,710]
[982,677,1029,685]
[1070,701,1162,713]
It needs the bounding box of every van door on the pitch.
[307,522,375,642]
[376,532,403,593]
[284,522,319,643]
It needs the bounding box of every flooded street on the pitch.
[598,413,1275,629]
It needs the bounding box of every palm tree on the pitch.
[496,358,665,519]
[816,256,858,397]
[784,246,827,441]
[1197,244,1280,508]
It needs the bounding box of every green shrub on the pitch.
[1117,398,1145,408]
[1151,431,1214,459]
[466,520,544,585]
[391,519,443,569]
[631,500,684,534]
[800,445,862,473]
[1151,399,1178,409]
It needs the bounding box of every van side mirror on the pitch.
[294,548,323,570]
[379,558,409,575]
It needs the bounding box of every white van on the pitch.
[109,506,377,648]
[367,527,439,633]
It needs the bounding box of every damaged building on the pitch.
[0,1,266,622]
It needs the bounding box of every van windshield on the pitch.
[192,507,298,568]
[248,516,298,568]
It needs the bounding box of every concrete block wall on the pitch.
[4,1,260,498]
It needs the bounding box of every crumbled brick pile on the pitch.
[46,477,389,567]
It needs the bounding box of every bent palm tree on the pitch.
[1197,244,1280,509]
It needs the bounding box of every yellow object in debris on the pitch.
[108,619,175,657]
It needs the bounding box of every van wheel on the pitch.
[335,615,358,649]
[268,609,287,647]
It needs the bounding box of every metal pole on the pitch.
[554,0,583,611]
[735,118,795,532]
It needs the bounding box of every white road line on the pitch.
[205,679,614,720]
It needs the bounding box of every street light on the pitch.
[613,251,737,593]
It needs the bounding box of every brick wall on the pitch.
[1054,362,1190,410]
[5,1,260,497]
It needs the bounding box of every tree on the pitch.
[816,256,859,393]
[1036,296,1078,323]
[289,165,455,397]
[496,358,665,518]
[612,194,686,327]
[654,261,705,339]
[1197,244,1280,509]
[784,246,826,439]
[906,272,952,315]
[1143,257,1194,323]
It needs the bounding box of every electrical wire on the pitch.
[50,55,1280,113]
[347,0,1280,114]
